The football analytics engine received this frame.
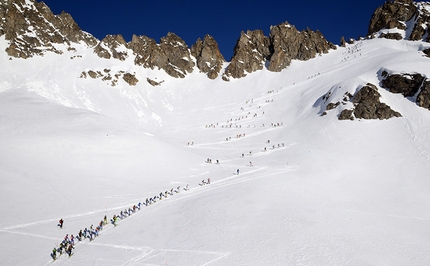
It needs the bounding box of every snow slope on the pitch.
[1,35,430,265]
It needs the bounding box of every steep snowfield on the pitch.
[1,35,430,265]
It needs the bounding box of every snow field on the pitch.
[1,37,430,265]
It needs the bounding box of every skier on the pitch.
[207,178,211,184]
[78,229,83,241]
[104,215,108,225]
[51,247,57,260]
[58,218,64,229]
[237,169,240,175]
[66,244,74,257]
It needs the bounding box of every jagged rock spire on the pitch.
[223,30,270,80]
[190,34,225,79]
[268,22,334,72]
[129,32,195,78]
[223,22,334,79]
[368,0,417,37]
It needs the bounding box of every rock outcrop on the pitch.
[1,0,97,58]
[268,22,335,72]
[94,34,129,61]
[368,0,416,36]
[80,69,140,87]
[381,71,424,97]
[222,22,335,80]
[368,0,430,42]
[1,0,336,80]
[223,30,270,80]
[339,83,402,120]
[129,33,195,78]
[380,71,430,111]
[123,73,139,86]
[190,34,225,79]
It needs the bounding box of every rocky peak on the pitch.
[367,0,425,40]
[1,0,97,58]
[94,34,129,61]
[268,22,334,72]
[159,32,195,78]
[190,34,225,79]
[223,30,270,80]
[222,22,334,80]
[129,32,195,78]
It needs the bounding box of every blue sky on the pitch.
[41,0,390,60]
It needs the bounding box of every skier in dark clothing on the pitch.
[78,229,83,241]
[58,218,64,229]
[66,244,74,257]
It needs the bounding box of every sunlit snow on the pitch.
[1,34,430,266]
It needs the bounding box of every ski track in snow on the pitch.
[3,35,430,265]
[0,163,280,265]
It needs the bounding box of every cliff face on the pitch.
[222,23,335,80]
[129,33,195,78]
[223,30,271,80]
[368,0,430,42]
[268,22,335,72]
[190,34,225,80]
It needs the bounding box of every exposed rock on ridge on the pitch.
[1,0,336,80]
[129,33,195,78]
[368,0,416,36]
[268,22,335,72]
[190,34,225,79]
[223,22,335,79]
[368,0,430,42]
[1,0,97,58]
[94,34,129,61]
[223,30,270,80]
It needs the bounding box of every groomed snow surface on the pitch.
[1,37,430,265]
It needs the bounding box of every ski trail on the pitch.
[201,251,231,266]
[85,242,230,266]
[0,228,56,240]
[2,201,140,230]
[168,166,297,204]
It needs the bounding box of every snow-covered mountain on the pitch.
[2,0,430,265]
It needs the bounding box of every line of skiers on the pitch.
[50,182,206,260]
[51,216,108,260]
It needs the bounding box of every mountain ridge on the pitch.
[2,0,429,81]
